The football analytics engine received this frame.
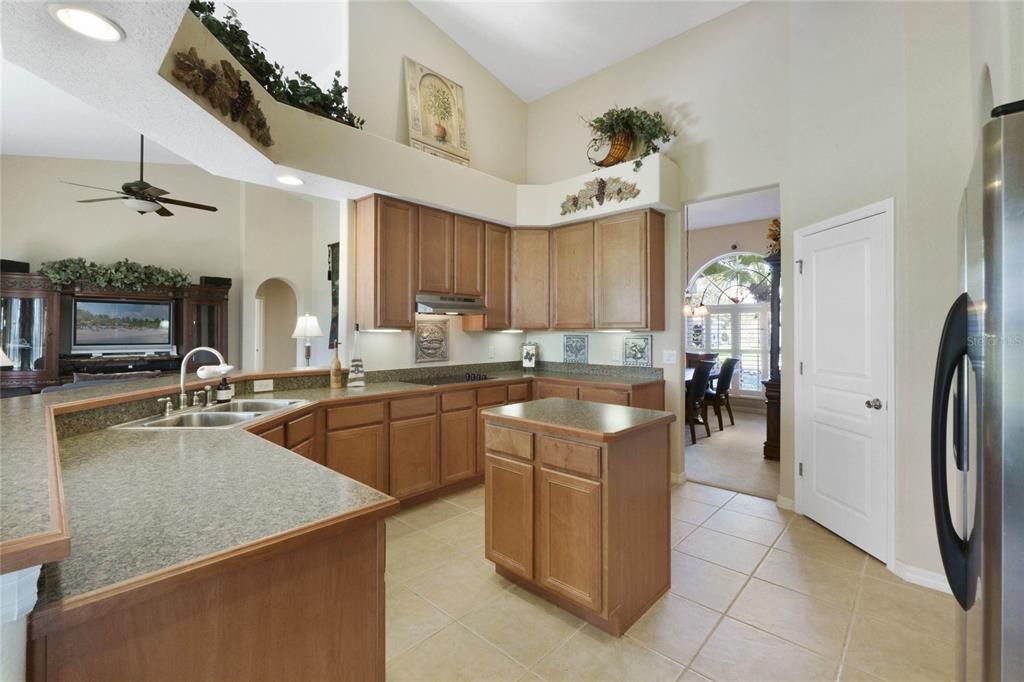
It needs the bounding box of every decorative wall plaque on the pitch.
[414,318,449,363]
[404,57,470,166]
[560,176,640,215]
[623,334,653,367]
[563,334,588,364]
[171,47,274,147]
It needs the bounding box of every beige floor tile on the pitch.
[754,548,862,608]
[670,550,747,612]
[387,531,457,583]
[773,517,867,572]
[387,622,527,682]
[724,493,793,524]
[690,617,837,682]
[704,509,785,546]
[533,624,684,682]
[671,519,699,547]
[396,498,466,530]
[863,557,902,583]
[727,578,852,660]
[626,593,720,666]
[838,664,885,681]
[845,613,958,681]
[460,585,582,668]
[672,497,720,525]
[405,553,511,618]
[386,516,416,541]
[386,583,453,662]
[444,484,485,510]
[674,482,737,507]
[679,669,713,681]
[676,527,769,574]
[423,510,484,552]
[857,575,960,644]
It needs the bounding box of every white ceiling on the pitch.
[411,1,746,102]
[685,186,780,230]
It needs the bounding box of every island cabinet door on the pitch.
[389,415,440,499]
[484,453,534,579]
[325,424,387,492]
[536,466,603,612]
[440,407,477,484]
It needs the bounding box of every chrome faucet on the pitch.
[179,347,232,410]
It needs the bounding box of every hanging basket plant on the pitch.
[188,1,364,129]
[584,106,676,171]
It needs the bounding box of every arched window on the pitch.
[686,252,771,397]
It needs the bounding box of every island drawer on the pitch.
[390,394,437,420]
[441,389,475,412]
[477,385,507,407]
[485,424,533,460]
[327,401,385,430]
[538,436,601,479]
[507,383,530,402]
[286,413,315,448]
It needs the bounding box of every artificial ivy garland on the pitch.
[39,258,191,291]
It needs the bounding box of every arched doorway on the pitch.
[254,278,298,370]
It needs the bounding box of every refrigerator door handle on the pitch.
[931,292,971,609]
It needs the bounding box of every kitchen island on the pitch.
[480,397,676,635]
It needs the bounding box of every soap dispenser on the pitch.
[215,376,232,404]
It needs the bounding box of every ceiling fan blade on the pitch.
[139,185,169,198]
[158,197,218,212]
[156,206,174,217]
[77,197,124,203]
[61,181,127,195]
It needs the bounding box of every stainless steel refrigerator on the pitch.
[932,99,1023,681]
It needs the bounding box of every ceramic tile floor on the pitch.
[384,481,960,682]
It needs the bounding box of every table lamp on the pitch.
[0,348,13,370]
[291,313,324,367]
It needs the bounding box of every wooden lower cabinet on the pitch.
[536,381,579,400]
[325,424,387,491]
[389,415,439,499]
[536,467,603,612]
[440,408,476,484]
[484,453,534,579]
[579,386,629,406]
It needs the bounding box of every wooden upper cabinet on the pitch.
[594,209,665,331]
[551,222,595,329]
[355,195,417,330]
[511,229,550,329]
[453,216,485,297]
[418,207,454,294]
[483,224,510,328]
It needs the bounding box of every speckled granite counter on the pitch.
[482,397,675,441]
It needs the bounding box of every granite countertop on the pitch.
[482,397,676,441]
[37,427,392,606]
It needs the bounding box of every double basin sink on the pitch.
[115,399,308,430]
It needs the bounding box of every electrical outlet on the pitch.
[612,346,623,363]
[662,350,677,365]
[253,379,274,393]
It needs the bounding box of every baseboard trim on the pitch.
[671,472,687,485]
[892,560,952,595]
[776,495,794,511]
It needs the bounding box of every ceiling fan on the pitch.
[62,135,218,217]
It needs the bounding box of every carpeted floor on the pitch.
[683,410,779,500]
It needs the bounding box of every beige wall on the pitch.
[347,0,528,183]
[686,219,774,284]
[525,2,975,576]
[255,278,298,370]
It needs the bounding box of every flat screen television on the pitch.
[71,299,175,355]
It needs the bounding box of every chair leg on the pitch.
[714,400,724,431]
[725,395,735,426]
[702,404,712,437]
[689,418,697,445]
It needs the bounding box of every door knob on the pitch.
[865,398,883,410]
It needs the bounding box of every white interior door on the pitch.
[795,201,892,561]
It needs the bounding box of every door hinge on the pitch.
[799,463,804,477]
[796,259,804,274]
[799,361,804,375]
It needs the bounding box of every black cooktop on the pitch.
[405,373,494,386]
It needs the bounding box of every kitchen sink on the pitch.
[205,399,306,413]
[138,412,261,429]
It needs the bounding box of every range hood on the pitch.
[415,294,486,316]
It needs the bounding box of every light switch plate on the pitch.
[253,379,274,393]
[488,343,495,359]
[662,350,677,365]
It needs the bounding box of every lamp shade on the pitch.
[291,313,324,339]
[0,347,12,369]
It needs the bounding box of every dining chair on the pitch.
[705,357,739,431]
[685,360,715,445]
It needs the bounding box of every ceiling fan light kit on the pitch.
[48,4,124,42]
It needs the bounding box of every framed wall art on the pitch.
[521,342,538,369]
[623,334,653,367]
[415,318,449,363]
[563,334,588,364]
[403,57,470,167]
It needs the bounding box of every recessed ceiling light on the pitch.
[276,175,304,186]
[49,5,125,42]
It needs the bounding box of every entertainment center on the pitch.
[0,271,230,393]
